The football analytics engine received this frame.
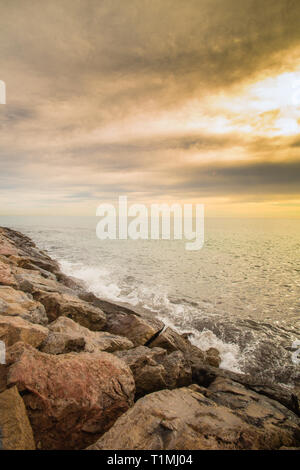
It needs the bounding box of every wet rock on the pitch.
[0,315,48,348]
[0,386,35,450]
[41,316,133,354]
[148,327,189,352]
[104,309,164,346]
[205,348,221,367]
[192,363,300,417]
[148,327,220,367]
[116,346,192,398]
[207,376,300,424]
[34,291,107,331]
[6,342,135,450]
[0,286,48,326]
[88,384,300,450]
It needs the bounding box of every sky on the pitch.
[0,0,300,217]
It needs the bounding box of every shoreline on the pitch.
[0,226,299,450]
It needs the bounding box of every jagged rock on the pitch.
[35,291,107,331]
[149,327,221,367]
[0,315,48,348]
[205,347,221,367]
[105,310,164,346]
[14,255,59,274]
[6,342,135,450]
[192,363,300,416]
[0,260,16,286]
[207,377,300,427]
[0,232,19,256]
[148,327,189,353]
[116,346,192,398]
[88,384,300,450]
[40,332,86,354]
[0,386,35,450]
[0,286,48,326]
[40,316,133,354]
[14,268,70,295]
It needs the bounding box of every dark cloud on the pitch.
[0,0,300,214]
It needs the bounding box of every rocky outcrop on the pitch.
[0,315,48,348]
[104,309,164,346]
[148,327,221,368]
[34,291,107,331]
[0,386,35,450]
[0,258,17,286]
[115,346,192,398]
[88,383,300,450]
[0,286,48,326]
[0,226,299,452]
[41,316,133,354]
[6,342,135,450]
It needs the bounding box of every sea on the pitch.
[0,215,299,387]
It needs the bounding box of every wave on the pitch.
[59,259,244,374]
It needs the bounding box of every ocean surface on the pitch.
[1,215,299,386]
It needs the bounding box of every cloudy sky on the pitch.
[0,0,300,217]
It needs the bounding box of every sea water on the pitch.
[1,215,299,386]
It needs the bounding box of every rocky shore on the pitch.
[0,226,299,450]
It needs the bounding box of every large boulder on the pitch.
[192,363,300,416]
[0,286,48,326]
[0,315,48,348]
[6,342,135,449]
[34,291,106,331]
[105,310,164,346]
[115,346,192,398]
[0,386,35,450]
[41,316,133,354]
[88,384,300,450]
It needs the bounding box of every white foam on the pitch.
[58,259,243,374]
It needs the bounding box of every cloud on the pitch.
[0,0,300,216]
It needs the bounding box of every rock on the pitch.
[192,363,300,416]
[105,310,164,346]
[41,316,133,354]
[148,327,220,367]
[0,315,48,348]
[205,348,221,367]
[0,228,55,268]
[0,364,7,393]
[0,286,48,326]
[0,386,35,450]
[6,342,135,449]
[207,376,300,429]
[35,291,107,331]
[14,268,69,295]
[88,384,300,450]
[11,255,60,275]
[116,346,192,398]
[0,233,19,256]
[0,260,16,286]
[148,327,189,353]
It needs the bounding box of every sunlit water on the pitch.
[1,215,299,386]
